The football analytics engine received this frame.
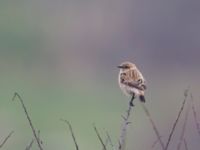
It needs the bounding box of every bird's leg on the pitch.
[129,93,135,107]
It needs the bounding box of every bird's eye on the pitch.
[137,79,142,83]
[124,65,129,69]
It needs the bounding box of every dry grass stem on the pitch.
[102,134,109,150]
[191,94,200,136]
[165,88,189,150]
[141,103,165,150]
[177,97,191,150]
[151,136,163,149]
[93,124,107,150]
[106,131,116,150]
[61,119,79,150]
[0,131,14,148]
[12,92,43,150]
[25,139,34,150]
[118,97,133,150]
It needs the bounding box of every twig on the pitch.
[93,124,107,150]
[151,136,163,149]
[12,92,43,150]
[106,131,116,150]
[140,103,165,150]
[25,139,34,150]
[102,133,109,150]
[118,95,134,150]
[177,95,191,150]
[0,131,14,148]
[191,94,200,136]
[183,139,188,150]
[37,130,43,145]
[165,88,189,150]
[60,119,79,150]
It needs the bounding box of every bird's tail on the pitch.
[139,95,146,103]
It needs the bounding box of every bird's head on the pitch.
[117,61,136,71]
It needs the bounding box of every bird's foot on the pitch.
[129,101,134,107]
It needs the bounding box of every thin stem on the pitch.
[176,98,191,150]
[151,136,163,149]
[141,103,165,150]
[93,124,107,150]
[0,131,14,148]
[25,139,34,150]
[165,88,189,150]
[106,131,116,150]
[61,119,79,150]
[191,94,200,136]
[118,95,134,150]
[12,92,43,150]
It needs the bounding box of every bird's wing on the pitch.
[123,80,145,91]
[125,68,147,90]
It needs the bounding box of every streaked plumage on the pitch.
[118,61,147,106]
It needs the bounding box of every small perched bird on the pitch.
[118,61,147,106]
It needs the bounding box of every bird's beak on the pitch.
[117,65,123,68]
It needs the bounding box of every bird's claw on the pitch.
[129,101,134,107]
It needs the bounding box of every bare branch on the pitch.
[118,96,134,150]
[151,136,163,149]
[165,88,189,150]
[25,139,34,150]
[106,131,116,150]
[37,130,43,145]
[12,92,43,150]
[60,119,79,150]
[0,131,14,148]
[93,124,107,150]
[141,103,165,150]
[191,94,200,137]
[102,134,109,150]
[176,96,191,150]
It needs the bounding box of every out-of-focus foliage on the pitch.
[0,0,200,150]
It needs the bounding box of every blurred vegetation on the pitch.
[0,0,200,150]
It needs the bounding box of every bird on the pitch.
[118,61,147,106]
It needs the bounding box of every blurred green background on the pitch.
[0,0,200,149]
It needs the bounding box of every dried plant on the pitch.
[176,96,191,150]
[25,139,34,150]
[12,92,43,150]
[61,119,79,150]
[8,87,199,150]
[105,131,116,150]
[118,95,134,150]
[141,102,165,150]
[0,131,14,148]
[165,88,189,150]
[191,94,200,137]
[93,124,107,150]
